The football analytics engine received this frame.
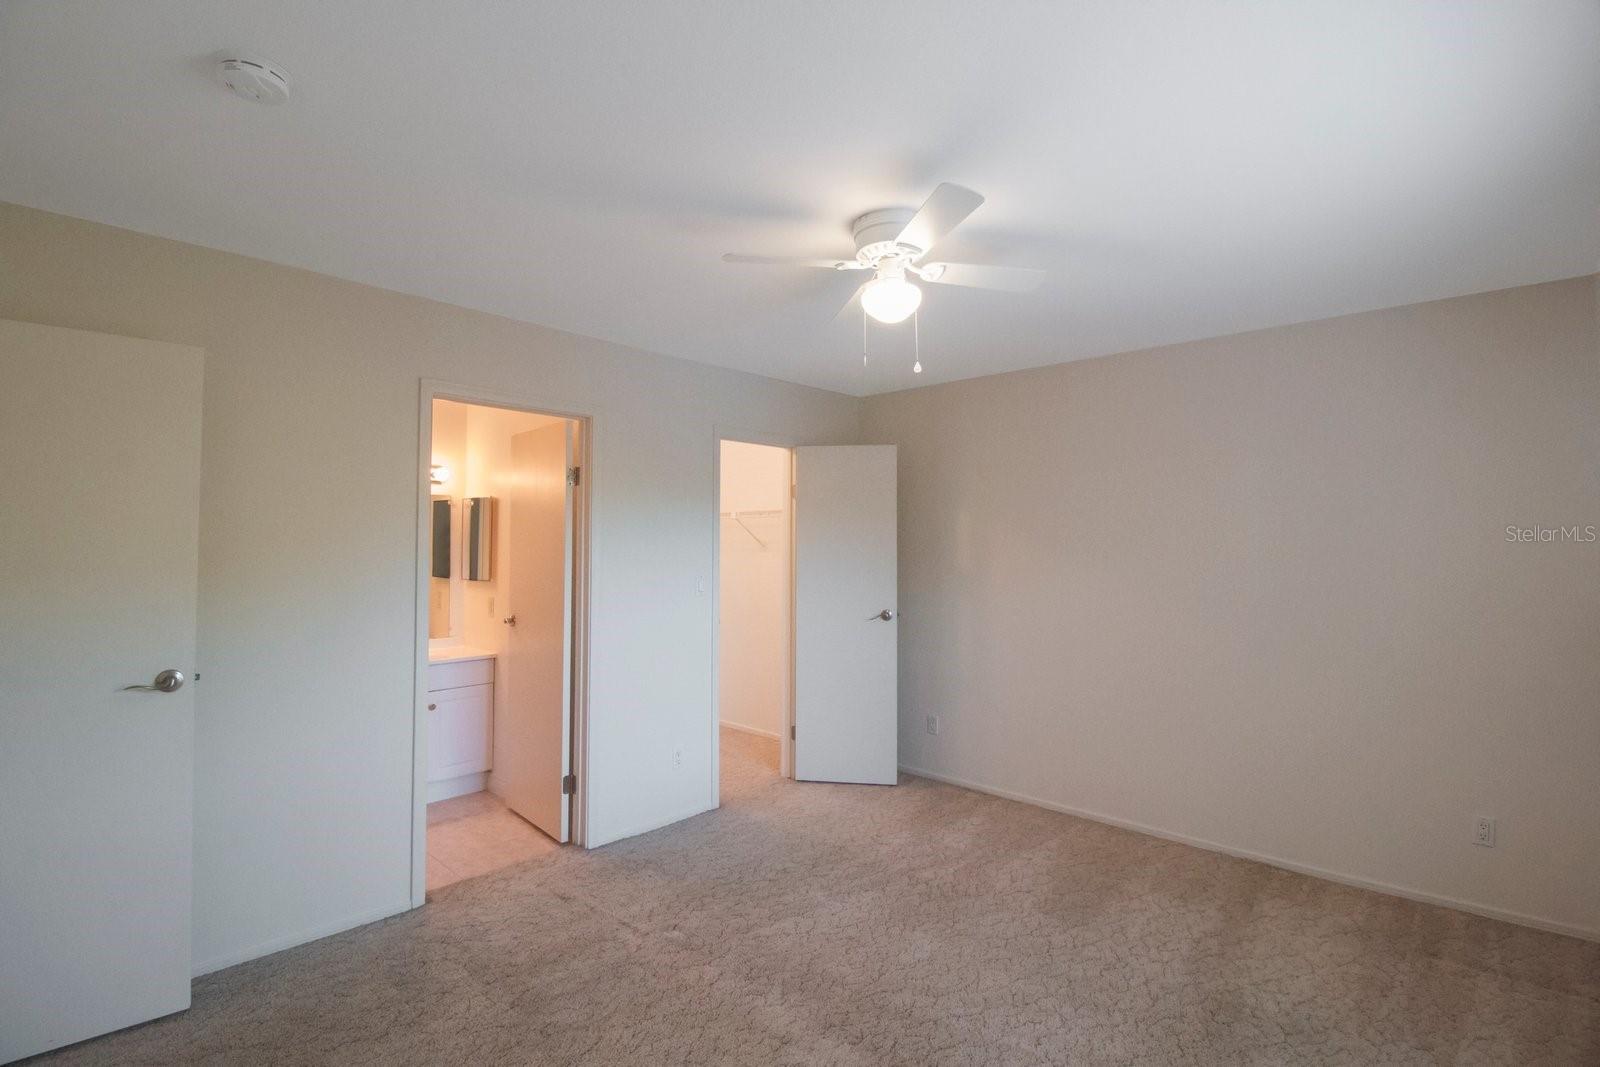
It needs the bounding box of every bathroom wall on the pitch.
[428,399,468,639]
[455,403,570,793]
[458,403,565,655]
[718,441,792,739]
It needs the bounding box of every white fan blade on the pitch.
[921,262,1044,293]
[896,183,984,256]
[723,253,865,270]
[833,280,871,323]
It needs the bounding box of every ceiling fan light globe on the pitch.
[861,276,922,324]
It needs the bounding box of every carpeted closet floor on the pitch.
[36,728,1600,1065]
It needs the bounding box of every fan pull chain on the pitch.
[912,309,923,374]
[862,309,869,369]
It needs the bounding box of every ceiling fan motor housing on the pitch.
[851,207,921,265]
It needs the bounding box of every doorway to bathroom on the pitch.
[415,386,590,902]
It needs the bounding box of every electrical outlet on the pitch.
[1474,817,1496,848]
[925,714,939,736]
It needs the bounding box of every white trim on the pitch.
[567,418,592,850]
[414,379,595,910]
[191,901,406,977]
[412,390,432,907]
[717,719,782,741]
[588,802,713,849]
[426,771,488,803]
[900,764,1599,944]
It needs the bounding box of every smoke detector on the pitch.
[216,56,290,105]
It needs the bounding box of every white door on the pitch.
[0,320,202,1062]
[497,423,574,841]
[793,445,898,785]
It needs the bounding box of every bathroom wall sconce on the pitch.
[430,463,451,487]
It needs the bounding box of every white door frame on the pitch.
[413,380,593,906]
[710,427,798,807]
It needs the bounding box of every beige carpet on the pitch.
[38,728,1599,1065]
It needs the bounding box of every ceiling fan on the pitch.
[723,183,1043,326]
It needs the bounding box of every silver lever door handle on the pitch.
[122,669,185,693]
[870,609,896,622]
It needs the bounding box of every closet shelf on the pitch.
[720,509,781,548]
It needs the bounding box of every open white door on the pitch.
[793,445,898,785]
[0,320,201,1062]
[496,422,574,841]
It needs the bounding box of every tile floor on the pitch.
[425,790,559,892]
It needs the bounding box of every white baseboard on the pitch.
[199,798,711,975]
[426,771,487,803]
[900,764,1598,944]
[718,719,781,741]
[191,899,411,977]
[588,802,712,849]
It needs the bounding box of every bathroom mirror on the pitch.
[464,496,495,581]
[430,498,452,579]
[429,497,452,639]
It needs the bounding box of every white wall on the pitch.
[718,441,791,739]
[863,275,1600,939]
[0,202,862,973]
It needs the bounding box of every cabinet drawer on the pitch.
[427,683,492,781]
[428,657,494,691]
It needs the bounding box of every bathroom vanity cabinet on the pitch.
[426,650,494,799]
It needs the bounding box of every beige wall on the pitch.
[864,275,1600,938]
[5,192,1594,974]
[718,441,792,738]
[0,202,862,973]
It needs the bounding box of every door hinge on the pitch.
[562,773,577,795]
[567,466,581,487]
[791,724,796,740]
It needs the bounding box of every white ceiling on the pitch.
[2,2,1596,396]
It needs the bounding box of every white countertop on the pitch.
[427,645,496,664]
